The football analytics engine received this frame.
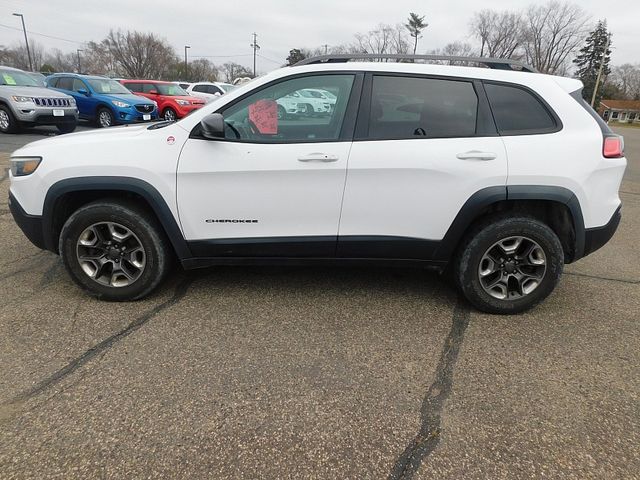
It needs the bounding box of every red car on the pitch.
[119,80,205,121]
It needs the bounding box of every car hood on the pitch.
[1,85,72,98]
[172,95,205,103]
[104,93,156,105]
[14,123,154,153]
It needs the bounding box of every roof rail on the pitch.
[294,54,537,73]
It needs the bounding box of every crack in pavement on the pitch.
[1,276,194,418]
[388,299,471,480]
[565,271,639,285]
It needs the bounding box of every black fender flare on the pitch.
[42,176,192,259]
[433,185,585,261]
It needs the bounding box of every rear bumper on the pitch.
[8,192,46,251]
[582,206,621,258]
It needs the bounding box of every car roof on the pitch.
[49,73,110,80]
[120,79,173,84]
[0,66,23,72]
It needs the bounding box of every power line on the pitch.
[0,22,84,45]
[257,53,282,65]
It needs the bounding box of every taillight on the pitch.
[603,135,624,158]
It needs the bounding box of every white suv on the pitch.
[8,55,626,314]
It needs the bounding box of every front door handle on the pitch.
[297,153,339,162]
[456,150,497,161]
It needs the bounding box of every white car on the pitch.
[275,89,332,118]
[177,82,235,102]
[9,54,626,313]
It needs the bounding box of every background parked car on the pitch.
[47,73,158,127]
[0,66,78,134]
[119,80,205,121]
[178,82,235,102]
[275,89,332,118]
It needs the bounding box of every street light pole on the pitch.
[184,45,190,81]
[76,49,83,74]
[250,33,260,77]
[13,13,33,71]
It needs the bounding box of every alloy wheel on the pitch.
[478,236,547,300]
[164,109,176,121]
[98,110,113,128]
[0,110,10,131]
[76,222,146,287]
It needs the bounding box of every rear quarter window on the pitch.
[484,82,559,135]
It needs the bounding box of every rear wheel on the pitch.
[59,200,171,301]
[0,105,20,133]
[454,216,564,314]
[96,107,114,128]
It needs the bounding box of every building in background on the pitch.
[598,100,640,124]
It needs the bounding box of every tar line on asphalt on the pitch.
[388,299,471,480]
[1,277,194,414]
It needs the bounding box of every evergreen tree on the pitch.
[573,20,612,105]
[405,13,428,55]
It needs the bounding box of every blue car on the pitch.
[46,73,158,127]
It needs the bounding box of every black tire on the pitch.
[163,107,177,121]
[0,105,20,133]
[96,107,115,128]
[56,122,77,134]
[59,200,171,301]
[454,215,564,314]
[277,105,286,120]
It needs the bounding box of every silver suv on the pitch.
[0,66,78,134]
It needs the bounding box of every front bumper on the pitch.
[175,104,204,118]
[13,106,79,126]
[8,192,46,251]
[582,206,622,257]
[116,109,159,124]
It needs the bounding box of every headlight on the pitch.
[10,156,42,177]
[12,96,33,103]
[112,100,130,108]
[176,100,190,106]
[68,97,76,106]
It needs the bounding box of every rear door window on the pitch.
[366,75,478,140]
[56,77,74,91]
[484,82,558,135]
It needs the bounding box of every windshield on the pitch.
[156,83,189,96]
[0,69,40,87]
[86,78,132,95]
[218,83,236,93]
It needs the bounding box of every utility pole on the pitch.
[322,44,329,55]
[184,45,190,81]
[76,49,83,74]
[591,33,611,108]
[13,13,33,71]
[250,33,260,77]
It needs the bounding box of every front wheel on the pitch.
[59,200,171,301]
[96,107,115,128]
[454,216,564,314]
[0,105,20,133]
[57,122,77,134]
[163,107,177,121]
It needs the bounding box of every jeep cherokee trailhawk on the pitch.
[8,55,627,314]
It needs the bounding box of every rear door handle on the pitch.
[297,153,339,162]
[456,150,497,161]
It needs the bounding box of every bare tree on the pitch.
[521,1,589,74]
[611,64,640,100]
[221,62,253,83]
[427,42,478,65]
[470,9,523,58]
[353,24,411,57]
[102,30,176,78]
[7,39,45,71]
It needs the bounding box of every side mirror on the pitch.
[200,113,225,139]
[77,89,89,96]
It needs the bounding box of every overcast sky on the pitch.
[0,0,638,73]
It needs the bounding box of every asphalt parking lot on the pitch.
[0,126,639,479]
